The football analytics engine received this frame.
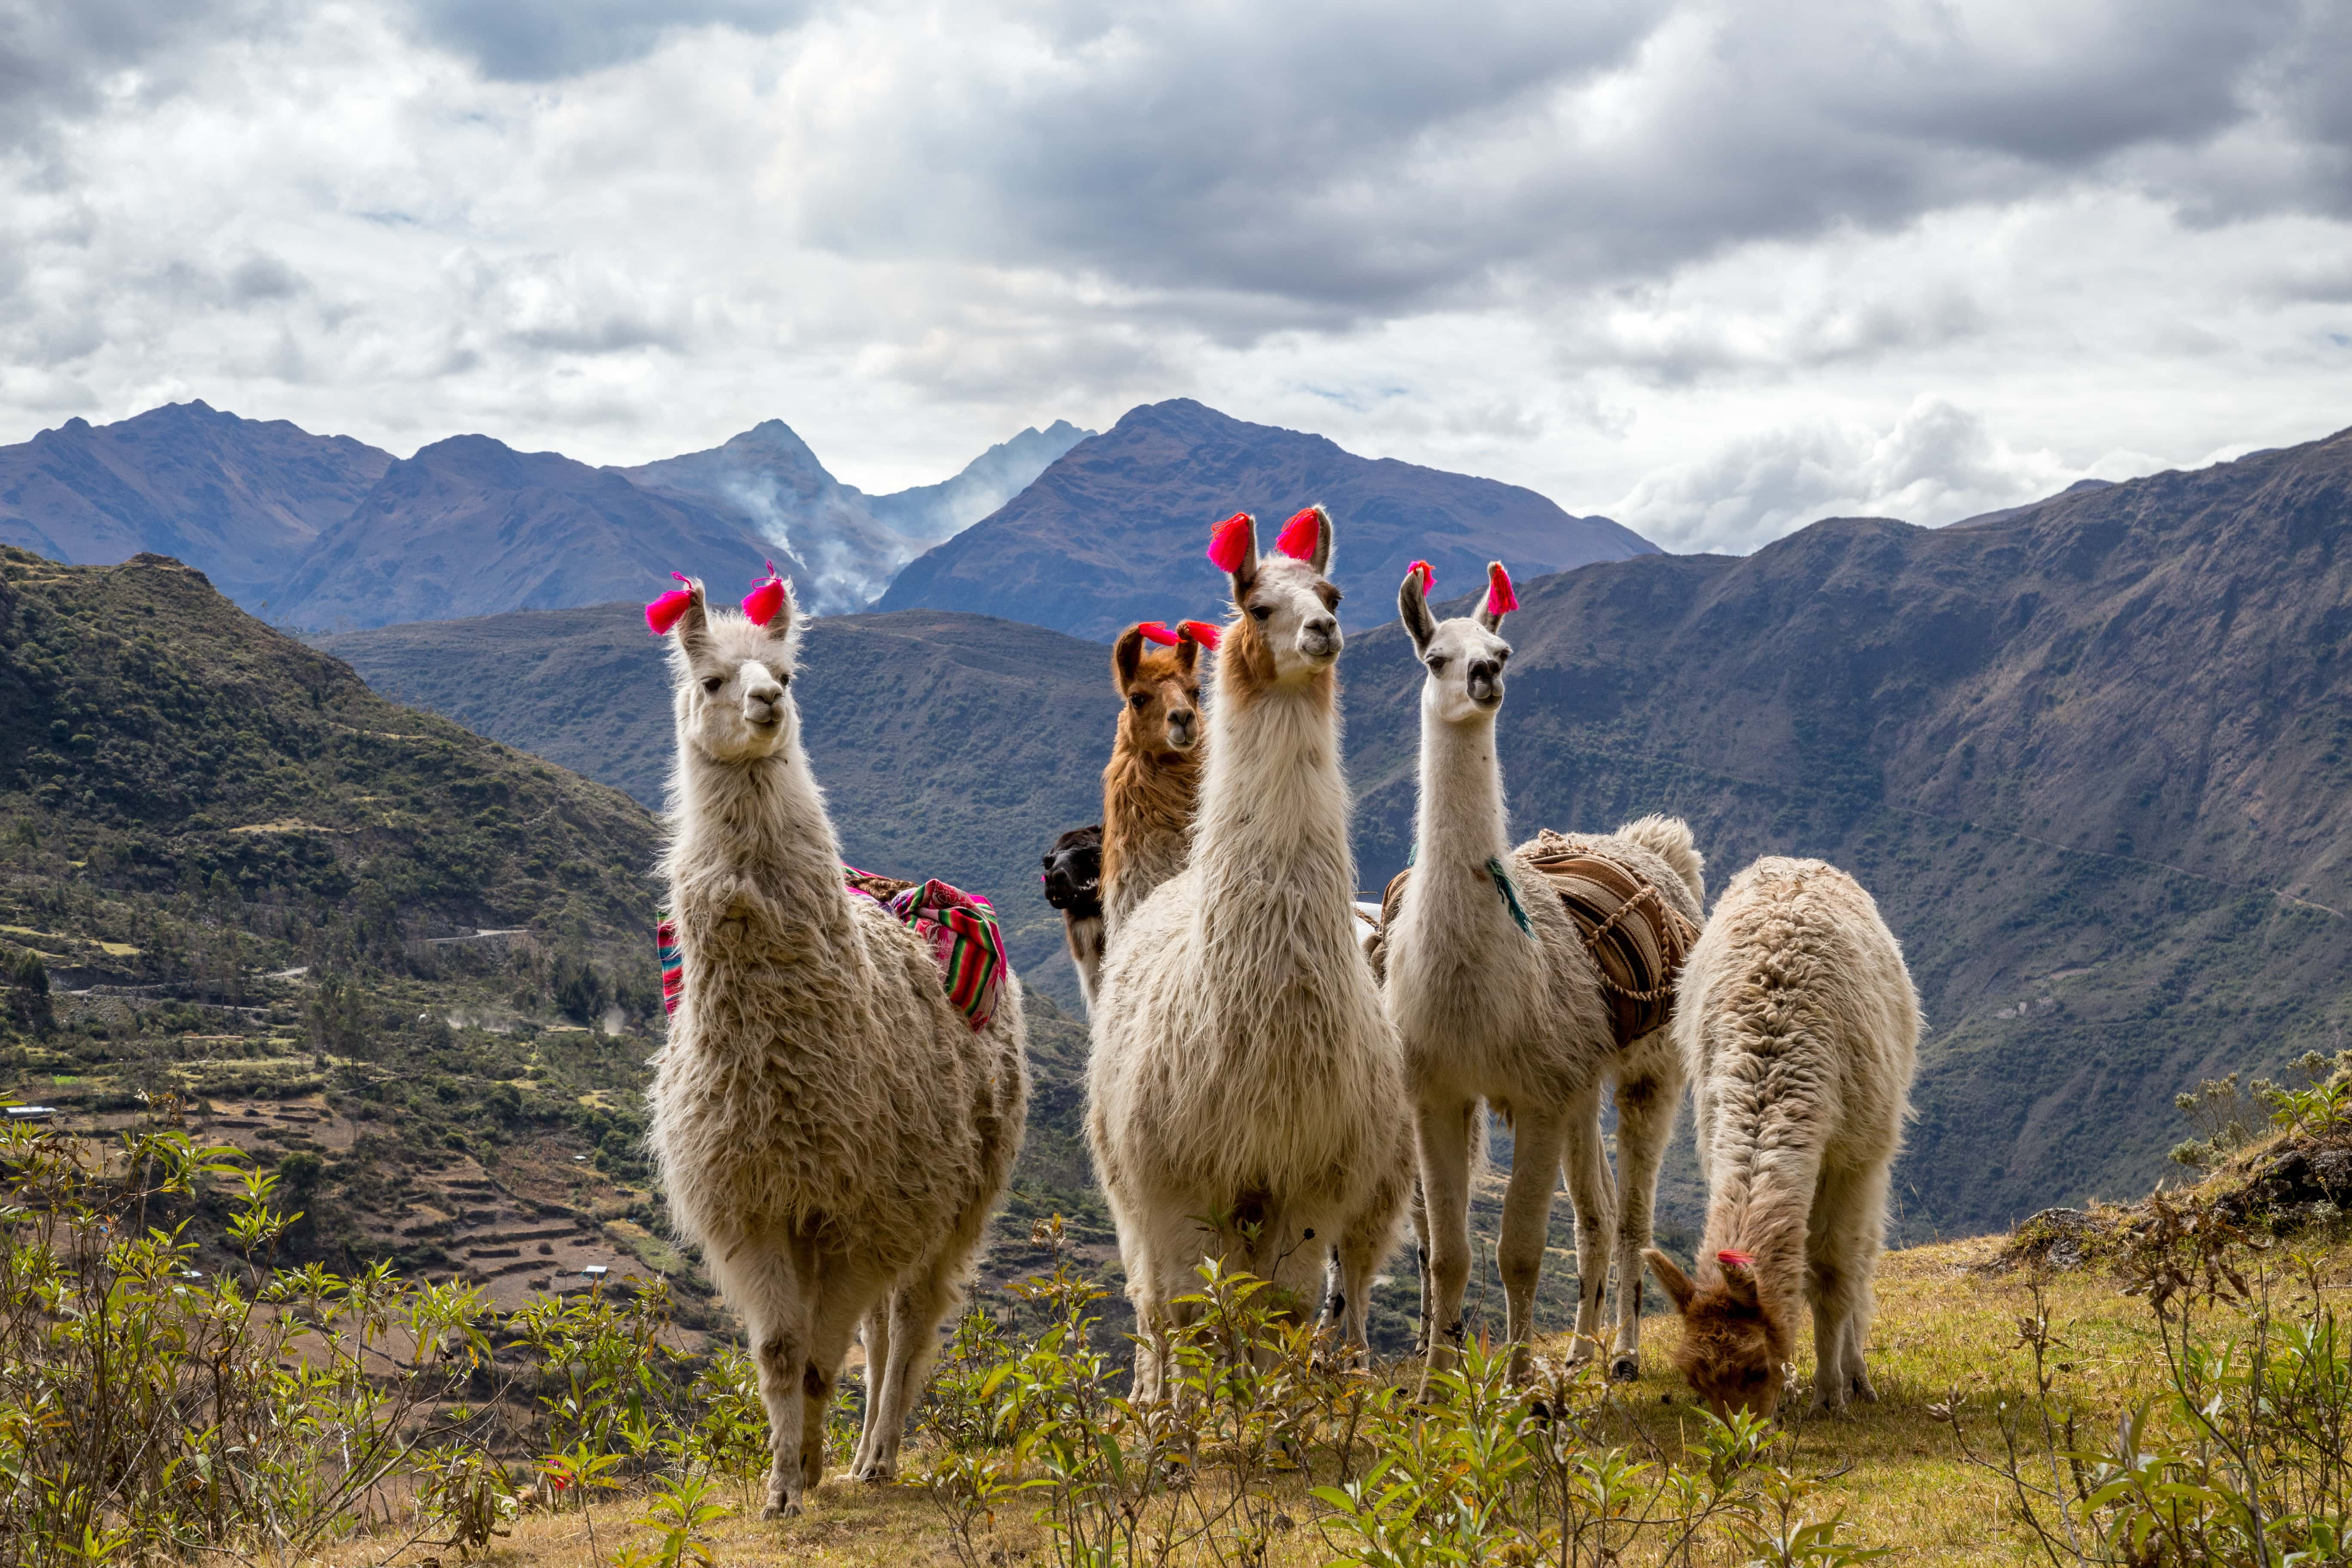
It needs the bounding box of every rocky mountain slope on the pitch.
[268,434,792,631]
[614,419,1091,614]
[326,426,2352,1236]
[1331,424,2352,1231]
[0,401,392,606]
[876,398,1655,639]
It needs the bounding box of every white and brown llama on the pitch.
[1644,857,1920,1418]
[644,573,1028,1514]
[1386,560,1705,1387]
[1088,507,1409,1391]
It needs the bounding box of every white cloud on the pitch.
[1611,395,2074,553]
[0,0,2346,513]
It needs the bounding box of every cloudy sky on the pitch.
[3,0,2348,551]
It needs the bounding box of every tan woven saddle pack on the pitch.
[1364,831,1699,1049]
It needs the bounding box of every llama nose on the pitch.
[1302,615,1340,654]
[1468,659,1503,701]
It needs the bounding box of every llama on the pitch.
[1643,857,1920,1418]
[1069,620,1211,1007]
[1386,560,1705,1385]
[644,574,1028,1514]
[1089,507,1409,1391]
[1042,824,1104,998]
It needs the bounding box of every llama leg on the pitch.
[1605,1054,1682,1381]
[1495,1100,1567,1381]
[799,1266,886,1495]
[849,1298,894,1480]
[730,1243,815,1518]
[1415,1094,1478,1392]
[1409,1175,1432,1358]
[1557,1084,1615,1366]
[861,1253,965,1480]
[1818,1161,1890,1403]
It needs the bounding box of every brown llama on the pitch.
[1644,857,1919,1418]
[1084,620,1211,1005]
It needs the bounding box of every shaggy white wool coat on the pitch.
[646,586,1026,1513]
[1676,856,1918,1409]
[1088,523,1408,1390]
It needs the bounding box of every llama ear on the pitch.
[1477,561,1516,633]
[742,560,793,640]
[1278,504,1333,576]
[1643,1248,1697,1314]
[650,574,711,658]
[1209,511,1258,594]
[1112,625,1147,693]
[1399,567,1438,656]
[1173,634,1201,676]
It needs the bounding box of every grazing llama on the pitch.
[1387,560,1704,1386]
[1644,857,1920,1418]
[1074,619,1213,1006]
[644,574,1028,1514]
[1089,507,1409,1391]
[1041,824,1104,996]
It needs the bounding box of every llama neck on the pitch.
[1193,671,1355,944]
[1700,1146,1819,1340]
[1415,710,1511,879]
[1406,708,1537,949]
[1100,739,1199,927]
[667,735,853,937]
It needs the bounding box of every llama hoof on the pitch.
[1608,1354,1641,1383]
[1851,1378,1880,1403]
[856,1462,896,1485]
[760,1497,802,1521]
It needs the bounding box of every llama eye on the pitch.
[701,677,723,694]
[777,671,791,687]
[1250,605,1272,622]
[1427,656,1448,673]
[1129,693,1149,710]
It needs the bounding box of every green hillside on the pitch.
[0,548,1109,1317]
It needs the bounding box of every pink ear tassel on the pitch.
[1406,559,1434,594]
[1485,561,1519,615]
[1275,505,1323,560]
[1176,619,1222,650]
[1208,511,1254,573]
[1133,621,1180,646]
[1716,1248,1755,1271]
[645,572,695,635]
[741,561,787,626]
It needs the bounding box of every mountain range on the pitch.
[320,423,2352,1237]
[0,402,1097,628]
[877,398,1657,638]
[1,398,1646,636]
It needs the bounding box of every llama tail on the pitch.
[1615,814,1705,906]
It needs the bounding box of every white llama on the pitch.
[1088,507,1409,1390]
[645,576,1028,1514]
[1644,857,1920,1418]
[1386,561,1705,1384]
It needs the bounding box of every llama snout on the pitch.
[1467,659,1504,706]
[1299,615,1341,661]
[1164,706,1198,748]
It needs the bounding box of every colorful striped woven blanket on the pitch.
[658,867,1008,1033]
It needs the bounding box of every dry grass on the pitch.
[306,1226,2352,1568]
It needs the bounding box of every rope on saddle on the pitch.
[1363,833,1700,1049]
